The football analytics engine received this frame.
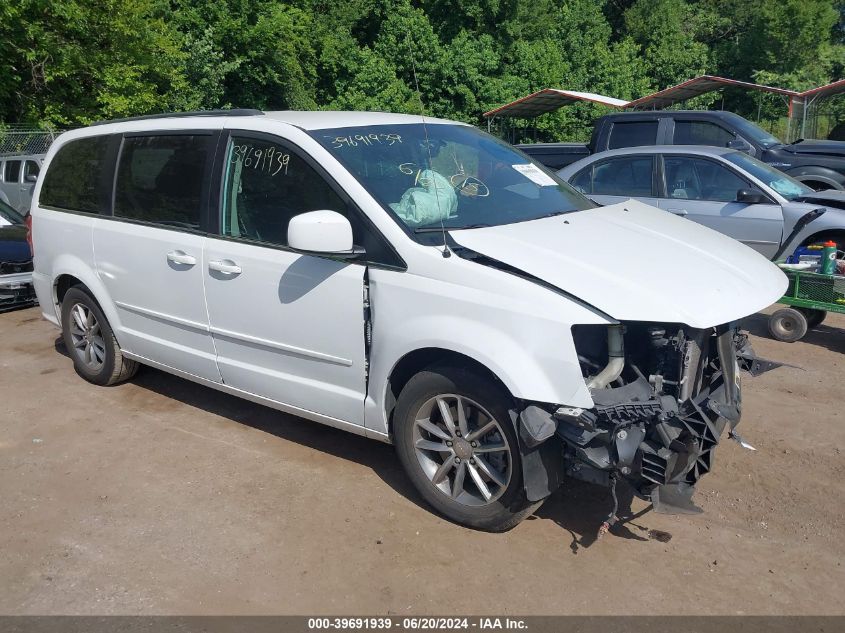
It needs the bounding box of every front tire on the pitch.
[768,307,808,343]
[61,286,138,385]
[393,365,542,532]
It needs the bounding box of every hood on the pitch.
[0,225,31,262]
[793,189,845,210]
[784,139,845,157]
[450,200,787,328]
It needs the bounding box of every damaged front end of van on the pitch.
[450,200,789,523]
[518,321,782,524]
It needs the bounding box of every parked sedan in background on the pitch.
[558,146,845,260]
[0,200,36,312]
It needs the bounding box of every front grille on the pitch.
[0,260,33,274]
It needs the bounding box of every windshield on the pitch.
[723,151,814,200]
[310,123,593,232]
[723,113,782,149]
[0,200,25,226]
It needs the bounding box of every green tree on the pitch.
[1,0,188,125]
[624,0,711,91]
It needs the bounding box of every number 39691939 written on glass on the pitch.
[232,143,290,176]
[329,133,402,149]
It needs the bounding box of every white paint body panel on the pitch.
[363,259,610,436]
[92,220,220,381]
[31,209,100,325]
[450,199,788,329]
[203,237,367,426]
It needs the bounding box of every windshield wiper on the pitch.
[413,223,492,233]
[536,209,575,219]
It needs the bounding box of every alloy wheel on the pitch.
[68,303,106,371]
[412,394,512,507]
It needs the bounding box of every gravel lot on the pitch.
[1,305,843,615]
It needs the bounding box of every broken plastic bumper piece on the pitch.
[553,323,784,516]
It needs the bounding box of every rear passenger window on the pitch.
[607,121,658,150]
[4,160,21,183]
[592,156,655,196]
[40,136,111,213]
[114,135,209,228]
[674,121,734,147]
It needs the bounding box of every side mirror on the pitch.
[287,210,362,257]
[736,189,767,204]
[24,173,38,183]
[726,138,752,153]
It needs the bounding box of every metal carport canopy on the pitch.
[797,78,845,100]
[625,75,797,109]
[483,76,801,119]
[482,89,629,119]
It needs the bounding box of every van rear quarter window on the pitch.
[40,136,111,213]
[114,135,208,228]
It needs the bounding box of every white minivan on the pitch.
[30,110,786,531]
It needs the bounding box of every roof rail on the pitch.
[90,109,264,126]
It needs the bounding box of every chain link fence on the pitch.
[0,125,68,155]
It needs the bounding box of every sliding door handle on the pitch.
[668,208,688,216]
[208,259,242,275]
[166,250,196,266]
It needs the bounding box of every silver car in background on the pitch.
[0,153,44,213]
[558,146,845,260]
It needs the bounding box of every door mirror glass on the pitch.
[726,138,752,152]
[736,189,767,204]
[288,210,356,254]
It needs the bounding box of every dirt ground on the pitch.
[1,305,843,615]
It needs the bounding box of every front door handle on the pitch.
[208,259,242,275]
[668,208,688,216]
[167,250,196,266]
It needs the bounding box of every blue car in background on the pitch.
[0,200,36,312]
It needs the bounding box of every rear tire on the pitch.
[61,286,138,385]
[768,307,808,343]
[393,365,543,532]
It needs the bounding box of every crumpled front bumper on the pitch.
[516,326,782,514]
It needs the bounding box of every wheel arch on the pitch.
[383,346,567,507]
[50,257,123,344]
[383,347,513,438]
[800,228,845,248]
[786,165,845,191]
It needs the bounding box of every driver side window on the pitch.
[663,156,753,202]
[222,136,348,246]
